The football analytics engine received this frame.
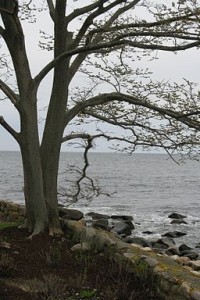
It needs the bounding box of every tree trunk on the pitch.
[0,10,49,235]
[20,101,48,235]
[40,0,68,235]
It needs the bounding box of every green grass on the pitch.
[0,222,19,230]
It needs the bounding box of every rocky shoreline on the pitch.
[1,200,200,271]
[60,208,200,265]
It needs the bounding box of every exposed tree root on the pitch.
[49,227,63,236]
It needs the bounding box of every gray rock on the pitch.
[71,242,91,252]
[170,219,188,225]
[155,237,176,248]
[124,220,135,230]
[92,219,111,231]
[142,256,158,268]
[142,231,154,235]
[165,247,180,256]
[162,231,187,238]
[59,208,84,220]
[86,212,110,220]
[168,213,186,219]
[153,243,168,250]
[195,243,200,249]
[187,260,200,271]
[179,244,192,252]
[180,250,199,260]
[111,215,133,221]
[112,222,132,236]
[128,237,152,248]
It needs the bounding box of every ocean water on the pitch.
[0,151,200,250]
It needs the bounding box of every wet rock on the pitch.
[153,243,168,250]
[142,231,154,235]
[170,219,188,225]
[128,237,152,248]
[59,208,84,221]
[92,219,111,231]
[168,213,186,219]
[124,220,135,230]
[162,231,187,238]
[195,243,200,249]
[112,222,132,236]
[180,250,199,260]
[86,212,110,220]
[179,244,193,252]
[154,237,176,249]
[165,247,180,256]
[111,215,133,221]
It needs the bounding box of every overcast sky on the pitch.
[0,4,200,152]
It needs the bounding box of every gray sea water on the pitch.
[0,151,200,250]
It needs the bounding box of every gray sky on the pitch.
[0,4,200,152]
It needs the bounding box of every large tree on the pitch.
[0,0,200,235]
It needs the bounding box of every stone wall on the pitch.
[0,200,25,222]
[63,219,200,300]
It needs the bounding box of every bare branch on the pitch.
[67,0,141,84]
[73,0,127,47]
[0,79,19,105]
[72,137,93,200]
[66,0,107,23]
[46,0,55,21]
[90,11,200,35]
[0,116,19,141]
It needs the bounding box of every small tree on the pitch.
[0,0,200,235]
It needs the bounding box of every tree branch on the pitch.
[0,79,19,105]
[66,0,107,23]
[46,0,55,22]
[90,11,200,35]
[67,0,141,84]
[72,0,126,49]
[65,92,200,130]
[34,37,200,87]
[0,116,19,141]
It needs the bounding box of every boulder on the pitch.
[187,260,200,271]
[170,219,188,225]
[71,242,91,252]
[142,231,154,235]
[153,237,176,249]
[86,212,110,220]
[112,221,132,236]
[124,220,135,230]
[165,247,180,256]
[180,250,199,260]
[128,237,152,248]
[59,208,84,221]
[162,231,187,238]
[179,244,193,252]
[92,219,111,231]
[195,243,200,249]
[111,215,133,221]
[168,213,186,219]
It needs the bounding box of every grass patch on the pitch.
[0,222,20,230]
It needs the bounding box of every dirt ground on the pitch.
[0,226,160,300]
